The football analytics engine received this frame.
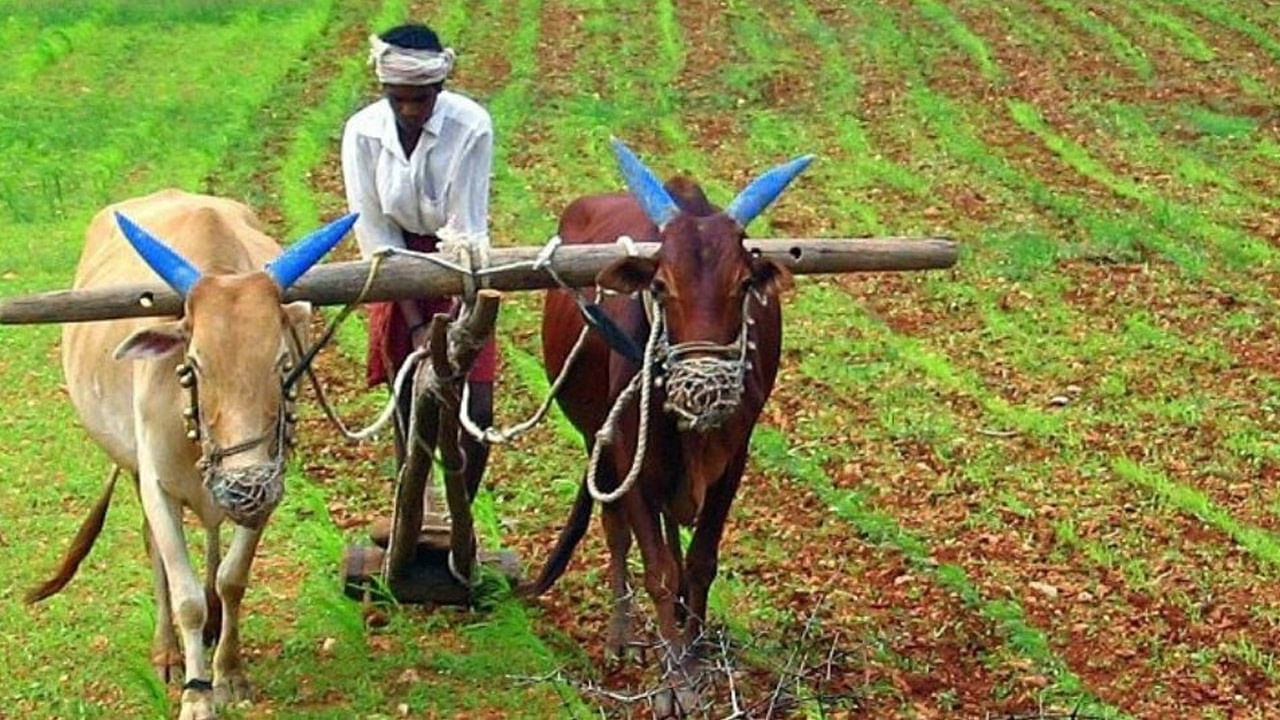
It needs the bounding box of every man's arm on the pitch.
[443,120,493,249]
[342,119,429,339]
[341,122,406,259]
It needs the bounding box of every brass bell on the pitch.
[186,429,198,441]
[285,412,298,424]
[178,374,195,388]
[285,386,299,401]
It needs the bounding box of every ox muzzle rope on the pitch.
[177,356,298,529]
[657,290,761,433]
[584,288,762,503]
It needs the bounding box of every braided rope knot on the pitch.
[205,463,284,529]
[662,352,745,432]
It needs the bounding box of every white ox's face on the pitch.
[107,207,351,526]
[115,273,308,526]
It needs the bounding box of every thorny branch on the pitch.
[509,596,859,719]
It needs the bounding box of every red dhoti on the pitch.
[365,232,499,388]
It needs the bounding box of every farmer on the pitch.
[341,23,497,496]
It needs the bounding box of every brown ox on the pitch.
[529,140,810,716]
[28,189,354,720]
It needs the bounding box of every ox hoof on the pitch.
[653,664,704,718]
[605,611,634,661]
[179,688,216,720]
[151,650,183,684]
[213,672,253,705]
[652,684,701,719]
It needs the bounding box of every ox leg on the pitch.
[601,501,634,660]
[203,526,222,648]
[143,515,182,682]
[139,477,215,720]
[630,501,700,718]
[213,524,263,705]
[663,512,687,626]
[683,451,745,656]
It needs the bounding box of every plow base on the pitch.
[341,527,521,606]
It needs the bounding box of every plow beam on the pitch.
[0,237,957,325]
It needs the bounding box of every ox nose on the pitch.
[207,463,284,528]
[661,354,745,433]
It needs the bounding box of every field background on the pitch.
[1,0,1278,718]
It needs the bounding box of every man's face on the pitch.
[384,83,442,133]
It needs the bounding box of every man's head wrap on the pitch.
[369,34,456,85]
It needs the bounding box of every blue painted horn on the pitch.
[724,154,815,229]
[611,138,679,229]
[265,212,358,290]
[115,211,358,297]
[115,211,202,295]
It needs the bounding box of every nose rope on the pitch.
[199,411,289,528]
[659,291,756,432]
[584,290,758,503]
[180,360,294,527]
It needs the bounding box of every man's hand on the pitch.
[410,320,431,349]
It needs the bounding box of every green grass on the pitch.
[0,2,347,716]
[5,0,1280,717]
[912,0,1002,82]
[1039,0,1153,79]
[752,426,1127,718]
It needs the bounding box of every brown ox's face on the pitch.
[598,212,792,348]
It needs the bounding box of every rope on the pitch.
[307,233,648,447]
[454,233,636,444]
[290,253,416,442]
[459,324,590,444]
[448,549,478,587]
[584,292,663,503]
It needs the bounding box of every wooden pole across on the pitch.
[0,237,956,325]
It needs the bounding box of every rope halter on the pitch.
[177,354,299,529]
[655,290,759,433]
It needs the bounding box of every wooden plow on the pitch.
[0,236,958,605]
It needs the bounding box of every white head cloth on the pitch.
[368,34,456,85]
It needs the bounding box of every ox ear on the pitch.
[611,138,679,229]
[283,301,312,331]
[597,256,658,295]
[282,301,312,344]
[751,257,794,296]
[113,321,188,361]
[724,154,815,229]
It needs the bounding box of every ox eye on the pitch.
[650,278,668,296]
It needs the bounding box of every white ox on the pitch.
[28,189,354,720]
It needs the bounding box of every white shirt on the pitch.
[341,90,493,258]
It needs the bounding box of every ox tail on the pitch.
[25,466,121,604]
[520,479,594,597]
